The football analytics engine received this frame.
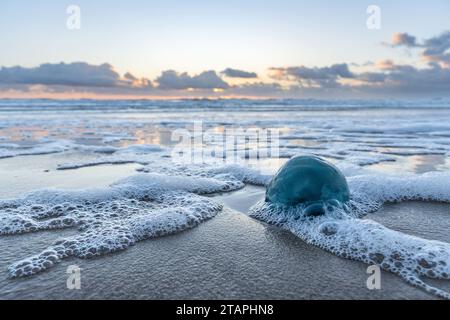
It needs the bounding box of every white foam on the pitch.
[138,162,272,186]
[250,171,450,299]
[101,133,137,143]
[75,145,118,154]
[1,172,242,277]
[115,144,164,154]
[0,138,165,162]
[278,145,397,167]
[0,141,72,159]
[57,144,166,169]
[348,172,450,212]
[3,102,450,167]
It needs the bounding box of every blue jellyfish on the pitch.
[266,156,350,216]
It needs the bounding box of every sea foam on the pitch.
[250,171,450,299]
[57,144,167,169]
[0,141,73,159]
[1,172,246,277]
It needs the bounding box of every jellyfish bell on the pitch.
[265,156,350,215]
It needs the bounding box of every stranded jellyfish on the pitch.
[266,156,350,216]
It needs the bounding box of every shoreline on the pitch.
[1,188,448,299]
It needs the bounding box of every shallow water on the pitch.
[0,99,450,299]
[0,207,444,300]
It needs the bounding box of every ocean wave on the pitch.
[2,98,450,112]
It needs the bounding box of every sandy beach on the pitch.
[0,102,449,300]
[0,154,449,299]
[1,199,447,300]
[2,1,450,305]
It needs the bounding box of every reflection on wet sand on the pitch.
[370,154,450,174]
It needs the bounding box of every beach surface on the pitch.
[1,100,450,299]
[0,156,449,299]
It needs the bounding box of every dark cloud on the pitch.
[381,64,450,92]
[389,31,450,67]
[350,63,450,98]
[357,72,387,83]
[265,58,450,98]
[0,62,152,90]
[1,62,115,87]
[228,82,282,96]
[421,31,450,66]
[221,68,257,78]
[269,64,354,88]
[124,72,137,81]
[156,70,229,90]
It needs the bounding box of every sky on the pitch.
[0,0,450,99]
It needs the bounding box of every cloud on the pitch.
[227,82,282,96]
[348,62,450,98]
[124,72,137,81]
[262,31,450,97]
[269,64,354,88]
[375,59,396,70]
[156,70,229,90]
[0,62,150,88]
[421,31,450,67]
[2,61,449,98]
[388,31,450,67]
[266,55,450,98]
[0,62,153,94]
[391,32,418,47]
[357,72,387,83]
[1,30,450,99]
[221,68,257,78]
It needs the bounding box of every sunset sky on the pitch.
[1,0,450,99]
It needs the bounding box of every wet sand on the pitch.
[0,154,449,299]
[1,195,449,299]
